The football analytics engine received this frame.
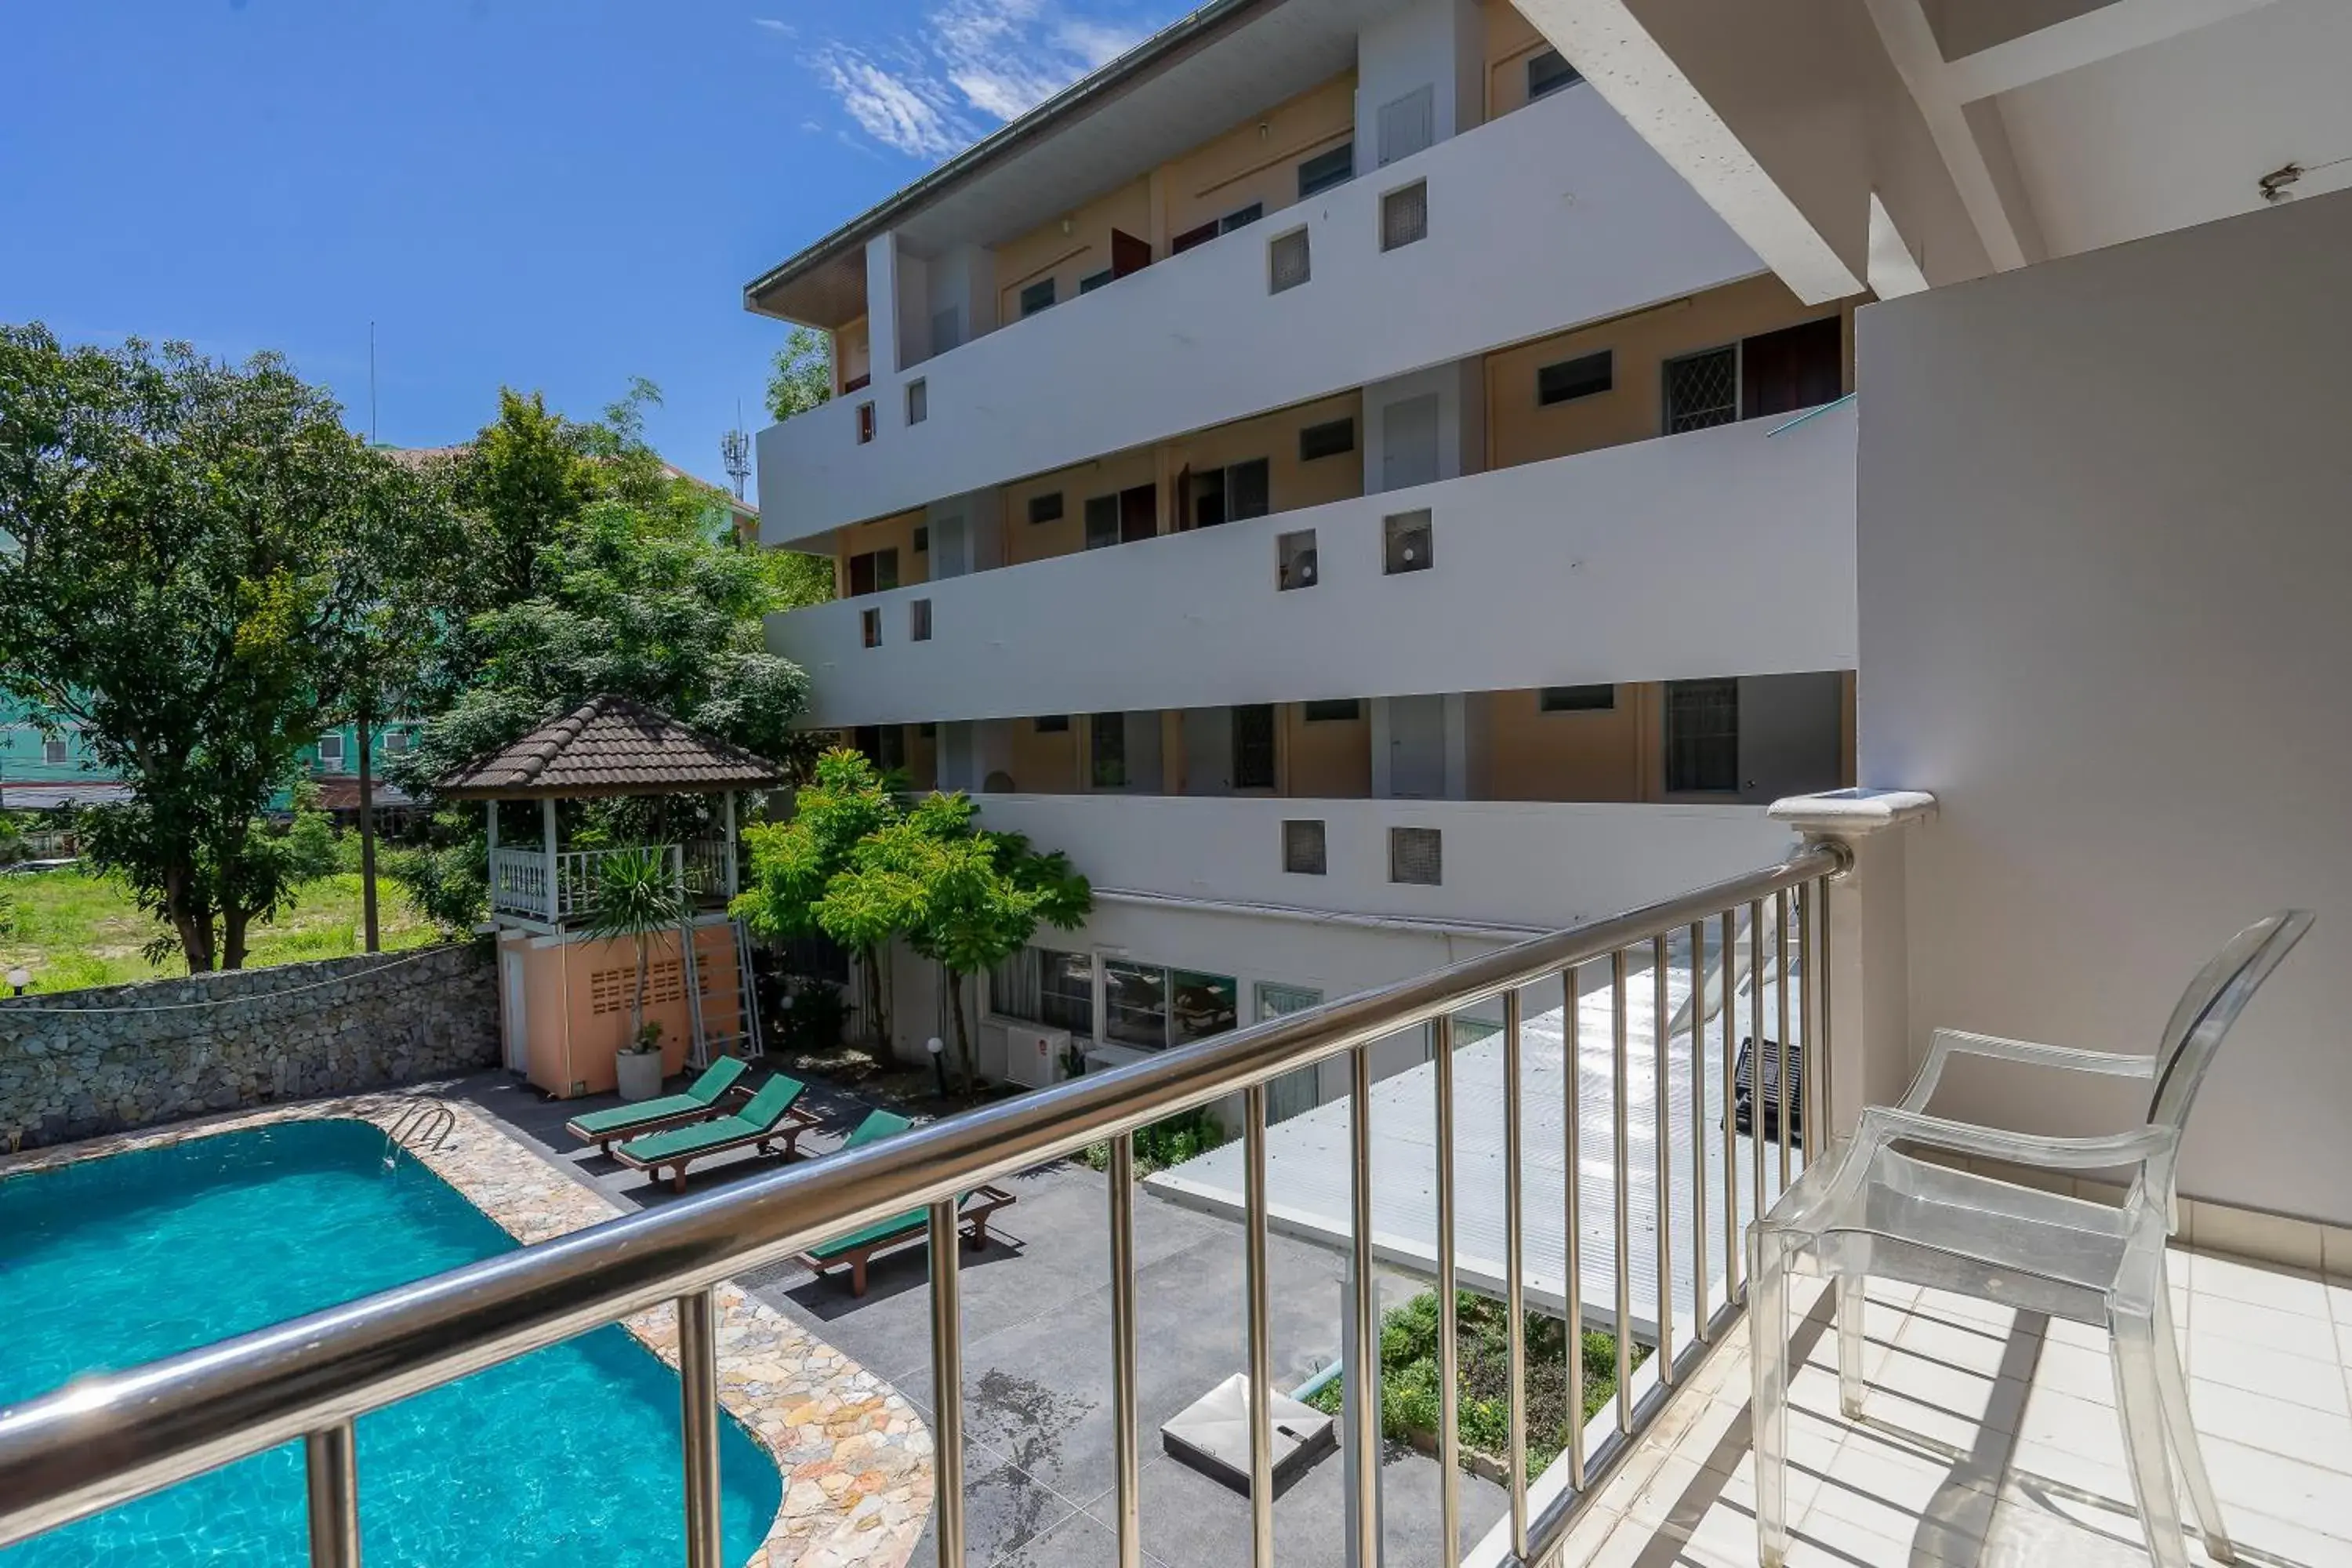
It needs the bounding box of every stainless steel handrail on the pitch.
[0,841,1844,1557]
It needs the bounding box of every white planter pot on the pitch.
[614,1050,666,1102]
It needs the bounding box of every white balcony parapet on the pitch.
[964,792,1798,935]
[756,84,1764,546]
[769,402,1857,728]
[487,842,732,924]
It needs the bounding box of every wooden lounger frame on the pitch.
[612,1103,826,1192]
[794,1185,1018,1297]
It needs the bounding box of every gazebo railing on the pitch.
[488,844,730,922]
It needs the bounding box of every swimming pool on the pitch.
[0,1119,782,1566]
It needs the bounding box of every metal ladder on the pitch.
[380,1102,456,1170]
[679,917,764,1069]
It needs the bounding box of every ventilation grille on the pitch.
[1283,819,1328,876]
[1389,826,1442,886]
[1270,229,1311,294]
[1381,181,1428,252]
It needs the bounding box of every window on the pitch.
[1103,960,1166,1049]
[1664,346,1738,433]
[1382,510,1433,575]
[909,598,932,641]
[1298,142,1353,198]
[1232,704,1276,789]
[1527,48,1583,101]
[317,732,346,766]
[855,724,906,772]
[381,728,412,756]
[1376,85,1435,165]
[1269,229,1311,295]
[1220,202,1263,234]
[1389,826,1443,886]
[1028,492,1064,525]
[42,737,68,766]
[1091,712,1127,788]
[1537,350,1613,407]
[1302,699,1362,722]
[1381,181,1428,251]
[912,524,929,554]
[1193,458,1270,528]
[1540,684,1615,713]
[1019,278,1056,318]
[1079,267,1114,294]
[1170,970,1240,1046]
[847,547,899,596]
[1084,494,1120,550]
[1298,417,1355,462]
[906,378,927,425]
[1282,818,1327,876]
[1665,679,1740,792]
[1034,714,1071,733]
[1087,485,1157,547]
[855,401,876,444]
[1277,529,1319,590]
[989,946,1094,1036]
[1171,219,1218,254]
[860,607,881,648]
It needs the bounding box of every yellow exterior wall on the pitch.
[1479,685,1652,802]
[1484,276,1860,470]
[993,177,1154,327]
[1281,702,1373,797]
[1005,719,1081,795]
[1483,3,1552,120]
[904,724,938,792]
[1000,448,1159,565]
[833,508,931,595]
[837,317,871,391]
[1162,74,1357,242]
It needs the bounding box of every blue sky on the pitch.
[0,0,1185,486]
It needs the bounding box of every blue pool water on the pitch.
[0,1120,782,1566]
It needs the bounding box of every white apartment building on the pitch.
[748,0,1861,1103]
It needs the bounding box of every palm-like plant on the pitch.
[580,846,693,1053]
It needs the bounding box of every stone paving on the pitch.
[0,1087,930,1568]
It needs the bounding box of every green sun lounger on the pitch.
[612,1073,822,1192]
[792,1110,1017,1296]
[564,1056,751,1154]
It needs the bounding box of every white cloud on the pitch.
[750,16,797,35]
[801,0,1159,160]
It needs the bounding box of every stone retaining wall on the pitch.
[0,943,497,1149]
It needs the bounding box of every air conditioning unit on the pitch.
[1003,1025,1072,1090]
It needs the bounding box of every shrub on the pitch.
[1080,1106,1227,1176]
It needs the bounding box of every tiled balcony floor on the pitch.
[1555,1247,2352,1567]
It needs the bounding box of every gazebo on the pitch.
[434,694,787,1101]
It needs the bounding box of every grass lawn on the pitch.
[0,866,438,993]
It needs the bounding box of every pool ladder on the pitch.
[380,1102,456,1170]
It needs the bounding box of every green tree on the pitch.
[825,793,1091,1090]
[764,328,833,423]
[731,749,904,1043]
[0,325,437,971]
[579,846,693,1053]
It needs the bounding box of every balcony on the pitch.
[970,791,1797,935]
[754,83,1762,546]
[770,401,1857,728]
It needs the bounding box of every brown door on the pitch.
[1740,317,1843,420]
[1119,484,1156,543]
[1171,220,1218,255]
[1111,229,1152,278]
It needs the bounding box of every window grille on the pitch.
[1383,510,1433,575]
[1389,826,1443,886]
[1282,819,1327,876]
[1232,705,1276,789]
[1665,678,1740,791]
[1664,346,1738,433]
[1381,181,1428,251]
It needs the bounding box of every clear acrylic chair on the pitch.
[1750,910,2314,1568]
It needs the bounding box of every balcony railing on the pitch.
[488,841,735,923]
[0,842,1843,1568]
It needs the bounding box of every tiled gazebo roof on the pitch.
[431,695,786,800]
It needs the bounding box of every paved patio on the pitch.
[1548,1248,2352,1568]
[457,1069,1510,1568]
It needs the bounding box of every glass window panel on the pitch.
[1170,971,1239,1046]
[1104,960,1168,1050]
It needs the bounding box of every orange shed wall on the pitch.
[523,924,745,1099]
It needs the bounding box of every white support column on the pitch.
[542,797,559,924]
[722,792,739,897]
[1767,789,1937,1135]
[485,800,499,919]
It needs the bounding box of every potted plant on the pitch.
[582,846,692,1102]
[615,1020,666,1102]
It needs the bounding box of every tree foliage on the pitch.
[735,752,1091,1085]
[0,325,445,971]
[764,328,833,424]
